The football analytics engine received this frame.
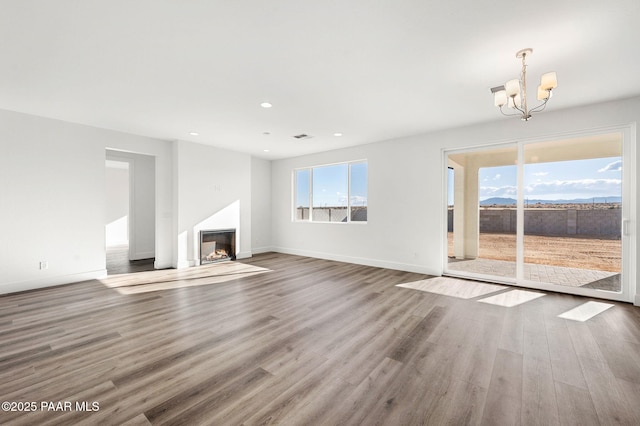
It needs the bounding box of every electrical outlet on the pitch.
[39,261,48,270]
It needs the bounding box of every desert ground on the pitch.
[448,232,621,272]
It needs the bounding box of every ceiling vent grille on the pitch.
[293,134,312,140]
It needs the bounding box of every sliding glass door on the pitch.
[447,145,518,280]
[444,130,633,302]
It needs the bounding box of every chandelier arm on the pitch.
[510,102,527,116]
[528,99,549,114]
[499,107,523,117]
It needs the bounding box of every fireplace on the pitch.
[200,229,236,264]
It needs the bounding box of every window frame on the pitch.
[292,159,367,224]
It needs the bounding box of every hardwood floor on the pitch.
[1,253,640,425]
[106,245,155,275]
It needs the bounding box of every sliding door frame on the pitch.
[442,124,636,303]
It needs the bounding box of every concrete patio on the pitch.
[447,257,621,292]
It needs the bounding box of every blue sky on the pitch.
[448,156,622,203]
[296,163,368,207]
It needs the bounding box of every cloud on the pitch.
[337,195,368,205]
[493,174,501,180]
[479,185,517,198]
[524,178,621,196]
[349,195,368,205]
[480,178,621,199]
[598,160,622,172]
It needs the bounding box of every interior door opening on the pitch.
[105,150,156,275]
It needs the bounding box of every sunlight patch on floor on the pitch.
[100,262,271,294]
[558,301,614,322]
[478,289,545,307]
[396,277,508,299]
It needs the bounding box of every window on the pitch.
[313,164,348,222]
[349,162,368,222]
[294,161,367,223]
[295,169,310,220]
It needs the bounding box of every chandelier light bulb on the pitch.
[494,90,507,107]
[537,85,549,101]
[540,72,558,91]
[505,79,521,97]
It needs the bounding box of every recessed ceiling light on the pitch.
[189,132,199,136]
[260,102,273,108]
[334,132,343,137]
[263,149,270,152]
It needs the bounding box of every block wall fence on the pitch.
[447,208,622,237]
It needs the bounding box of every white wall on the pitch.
[0,112,111,290]
[0,109,264,293]
[251,157,272,253]
[130,152,155,260]
[272,141,435,274]
[271,97,640,304]
[0,110,106,291]
[174,140,253,267]
[0,108,174,293]
[105,160,129,246]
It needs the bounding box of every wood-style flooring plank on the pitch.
[554,381,600,426]
[578,356,640,425]
[1,252,638,425]
[481,348,523,425]
[521,357,560,425]
[546,322,589,389]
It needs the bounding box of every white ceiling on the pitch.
[1,1,639,160]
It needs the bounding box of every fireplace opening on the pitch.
[200,229,236,264]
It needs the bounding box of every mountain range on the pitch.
[479,196,622,206]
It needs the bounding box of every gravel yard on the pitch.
[448,232,621,272]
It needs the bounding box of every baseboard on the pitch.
[235,251,251,260]
[635,294,640,307]
[271,246,440,276]
[0,269,108,295]
[129,251,155,261]
[154,260,173,270]
[251,246,273,255]
[175,260,193,269]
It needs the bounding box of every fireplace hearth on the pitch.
[200,229,236,264]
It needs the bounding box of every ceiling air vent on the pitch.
[293,134,313,140]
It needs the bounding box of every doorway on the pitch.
[444,130,634,302]
[105,150,156,275]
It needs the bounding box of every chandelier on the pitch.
[491,48,557,121]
